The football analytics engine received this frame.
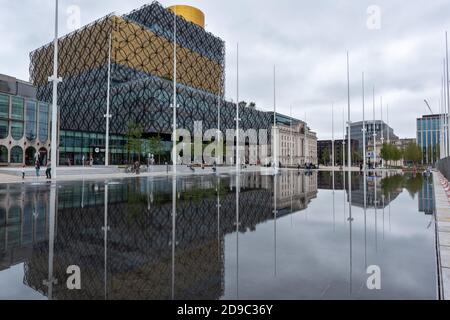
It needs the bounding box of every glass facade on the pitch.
[0,85,49,165]
[11,97,24,120]
[11,121,23,140]
[347,120,398,156]
[38,103,49,142]
[25,100,37,141]
[0,94,8,118]
[0,145,7,163]
[58,130,172,166]
[0,119,7,139]
[10,146,23,164]
[417,115,441,164]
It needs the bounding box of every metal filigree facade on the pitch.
[28,1,273,164]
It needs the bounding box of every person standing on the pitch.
[46,161,52,179]
[22,164,26,180]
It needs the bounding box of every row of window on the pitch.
[417,118,441,131]
[0,146,25,163]
[0,93,49,142]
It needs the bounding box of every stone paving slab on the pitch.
[439,233,450,247]
[443,268,450,300]
[438,222,450,233]
[441,246,450,269]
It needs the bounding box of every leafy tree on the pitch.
[352,151,361,165]
[148,135,164,164]
[380,143,392,163]
[321,148,330,165]
[126,121,143,163]
[403,142,422,165]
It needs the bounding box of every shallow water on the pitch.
[0,171,437,300]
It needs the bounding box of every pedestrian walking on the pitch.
[22,164,26,180]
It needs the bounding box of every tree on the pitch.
[148,135,164,164]
[321,148,330,166]
[403,142,422,165]
[380,143,392,164]
[352,151,361,165]
[126,121,143,163]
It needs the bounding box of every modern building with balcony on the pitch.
[0,74,51,166]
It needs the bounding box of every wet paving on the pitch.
[0,171,438,300]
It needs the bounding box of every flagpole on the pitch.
[105,33,112,166]
[380,96,384,168]
[236,43,240,172]
[172,9,177,174]
[373,86,377,169]
[273,65,277,170]
[362,72,366,171]
[332,103,335,170]
[445,31,450,157]
[347,52,351,171]
[49,0,62,178]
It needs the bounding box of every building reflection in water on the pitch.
[0,171,318,300]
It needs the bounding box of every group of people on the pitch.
[22,159,52,180]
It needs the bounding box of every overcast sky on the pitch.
[1,0,449,139]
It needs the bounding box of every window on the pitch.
[25,100,37,141]
[0,94,8,118]
[0,146,7,163]
[0,119,8,139]
[11,121,23,140]
[10,146,23,164]
[11,97,24,120]
[38,103,49,142]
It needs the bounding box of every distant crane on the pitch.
[424,99,434,115]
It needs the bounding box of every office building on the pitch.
[0,74,51,166]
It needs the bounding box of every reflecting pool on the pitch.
[0,171,437,300]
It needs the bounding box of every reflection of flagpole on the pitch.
[81,176,85,208]
[389,192,391,232]
[333,170,336,232]
[364,169,367,269]
[171,177,177,300]
[217,176,221,261]
[235,174,240,299]
[382,194,385,241]
[44,184,57,300]
[374,174,378,252]
[103,183,110,300]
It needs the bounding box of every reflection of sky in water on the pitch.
[223,182,437,300]
[0,172,437,300]
[0,264,46,300]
